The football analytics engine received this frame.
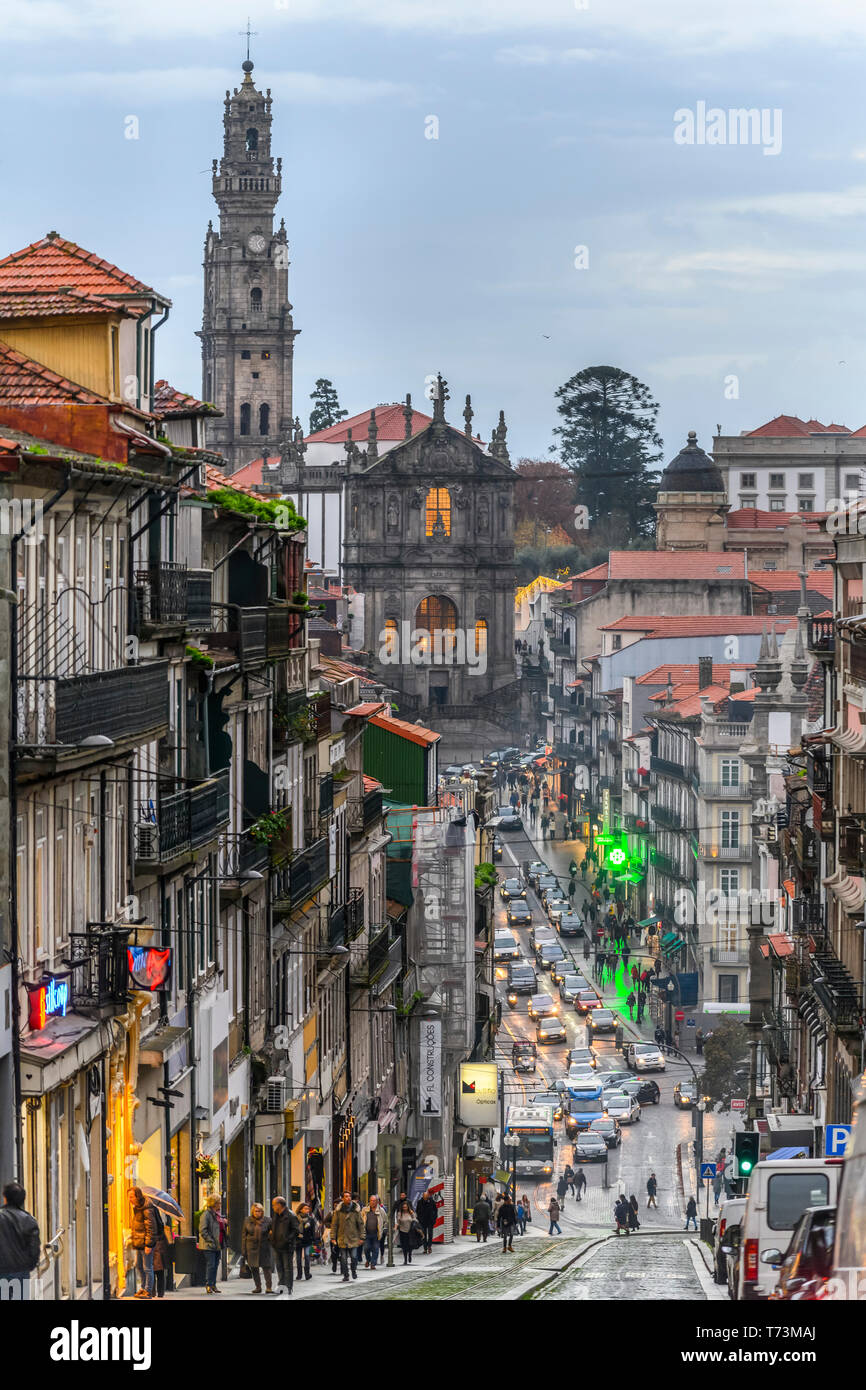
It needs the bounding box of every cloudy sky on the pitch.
[2,0,865,460]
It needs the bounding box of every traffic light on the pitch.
[734,1131,760,1177]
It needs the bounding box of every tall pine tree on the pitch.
[552,366,662,540]
[309,378,348,434]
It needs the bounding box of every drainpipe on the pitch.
[147,299,170,409]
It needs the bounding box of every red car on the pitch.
[574,990,602,1014]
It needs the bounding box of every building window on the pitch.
[720,867,739,897]
[246,127,258,152]
[383,619,399,659]
[259,403,270,436]
[250,287,262,312]
[474,618,488,657]
[797,498,814,512]
[718,974,739,1003]
[240,403,251,436]
[241,350,251,360]
[721,810,740,848]
[414,595,458,659]
[798,473,814,490]
[720,757,740,787]
[845,473,861,493]
[740,473,756,489]
[769,473,785,489]
[424,487,451,538]
[769,499,786,512]
[612,634,622,650]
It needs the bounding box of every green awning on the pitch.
[661,933,685,955]
[638,915,662,928]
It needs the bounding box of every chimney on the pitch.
[698,655,713,690]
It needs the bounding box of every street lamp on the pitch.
[503,1131,520,1197]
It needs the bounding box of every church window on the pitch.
[424,487,451,538]
[250,287,263,312]
[241,350,251,360]
[414,596,458,661]
[246,128,258,151]
[259,404,270,436]
[384,619,399,659]
[251,372,259,379]
[240,403,251,436]
[474,618,488,657]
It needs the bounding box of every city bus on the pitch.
[504,1105,556,1178]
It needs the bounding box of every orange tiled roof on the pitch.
[362,774,383,793]
[368,712,440,747]
[344,702,386,717]
[636,662,753,685]
[744,415,849,437]
[0,288,126,318]
[308,403,434,444]
[607,551,746,580]
[0,232,166,306]
[153,379,221,418]
[726,507,828,531]
[205,463,259,498]
[656,684,732,718]
[750,569,834,599]
[602,614,798,637]
[572,562,609,580]
[0,340,109,404]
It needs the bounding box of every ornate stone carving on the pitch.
[386,495,400,530]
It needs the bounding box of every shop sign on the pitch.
[28,976,70,1031]
[458,1062,498,1126]
[127,946,172,991]
[419,1018,442,1117]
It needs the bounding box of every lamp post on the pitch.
[503,1131,519,1198]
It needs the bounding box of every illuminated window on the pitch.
[414,595,458,659]
[425,487,451,538]
[384,619,399,658]
[474,618,488,656]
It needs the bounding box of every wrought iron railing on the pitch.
[68,924,132,1011]
[134,562,188,625]
[135,769,231,864]
[808,616,835,655]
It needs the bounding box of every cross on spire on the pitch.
[239,18,258,62]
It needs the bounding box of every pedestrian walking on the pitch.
[695,1027,704,1056]
[614,1195,630,1236]
[360,1195,386,1270]
[646,1173,658,1209]
[129,1186,159,1300]
[472,1196,492,1243]
[547,1198,562,1235]
[673,1028,681,1051]
[509,789,519,810]
[556,1174,568,1204]
[583,935,591,962]
[520,1192,532,1227]
[394,1199,417,1265]
[296,1203,316,1280]
[626,990,636,1020]
[198,1194,223,1295]
[684,1196,698,1231]
[654,1025,666,1050]
[622,943,631,971]
[575,1169,587,1202]
[628,1194,641,1232]
[0,1182,40,1293]
[630,963,639,986]
[271,1195,301,1293]
[540,812,549,840]
[416,1190,438,1254]
[331,1191,364,1283]
[568,878,576,902]
[564,1163,576,1198]
[151,1205,170,1299]
[515,1197,526,1235]
[242,1202,274,1294]
[498,1195,517,1252]
[580,859,588,881]
[636,989,646,1024]
[597,950,606,980]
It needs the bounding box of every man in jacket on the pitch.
[129,1187,159,1299]
[471,1196,491,1243]
[684,1195,698,1231]
[331,1192,365,1282]
[416,1191,438,1254]
[646,1172,658,1208]
[270,1196,301,1295]
[0,1182,40,1294]
[360,1195,386,1270]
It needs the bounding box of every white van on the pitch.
[713,1195,746,1285]
[736,1157,843,1300]
[832,1080,866,1297]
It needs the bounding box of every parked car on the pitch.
[499,877,526,902]
[767,1207,836,1301]
[626,1042,666,1072]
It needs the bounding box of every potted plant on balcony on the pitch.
[250,809,292,864]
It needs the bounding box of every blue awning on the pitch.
[766,1145,809,1160]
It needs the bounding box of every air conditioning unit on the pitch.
[266,1076,286,1113]
[136,821,159,860]
[767,604,778,614]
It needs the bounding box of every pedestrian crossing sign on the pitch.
[699,1162,716,1180]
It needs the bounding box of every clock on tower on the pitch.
[198,57,300,474]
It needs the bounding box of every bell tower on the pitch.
[199,55,299,473]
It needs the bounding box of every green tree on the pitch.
[700,1016,749,1106]
[552,365,663,540]
[309,378,348,434]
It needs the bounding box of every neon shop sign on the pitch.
[28,976,70,1030]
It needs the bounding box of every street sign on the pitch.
[700,1162,717,1180]
[686,1018,695,1027]
[674,1009,685,1022]
[731,1098,745,1110]
[826,1124,852,1157]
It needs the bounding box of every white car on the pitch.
[493,931,520,962]
[604,1091,641,1124]
[627,1042,666,1072]
[546,898,569,924]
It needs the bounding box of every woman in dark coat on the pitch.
[242,1203,274,1293]
[627,1195,640,1232]
[151,1209,170,1299]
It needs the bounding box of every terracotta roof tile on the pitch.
[744,415,849,437]
[204,462,259,498]
[0,232,166,305]
[344,702,386,717]
[749,569,834,599]
[368,712,440,746]
[153,379,221,419]
[0,288,126,318]
[573,562,609,580]
[607,551,746,580]
[362,774,383,793]
[636,662,753,685]
[726,507,829,532]
[602,614,798,637]
[0,340,109,404]
[308,403,434,443]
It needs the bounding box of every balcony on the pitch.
[651,803,682,830]
[328,904,346,948]
[806,750,832,797]
[792,897,825,934]
[222,830,270,879]
[266,602,300,658]
[698,841,752,860]
[808,933,863,1034]
[135,769,231,865]
[549,635,571,655]
[134,562,188,627]
[68,925,132,1013]
[597,775,616,792]
[271,836,330,913]
[849,641,866,684]
[650,754,687,779]
[554,740,580,759]
[348,785,384,833]
[199,603,268,665]
[346,887,365,942]
[553,689,578,712]
[709,947,750,966]
[651,850,677,878]
[808,617,835,660]
[350,920,402,987]
[700,782,749,798]
[319,772,334,818]
[711,723,751,741]
[19,660,171,749]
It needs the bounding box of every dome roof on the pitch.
[659,431,725,493]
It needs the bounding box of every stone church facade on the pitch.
[199,59,298,473]
[342,380,521,760]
